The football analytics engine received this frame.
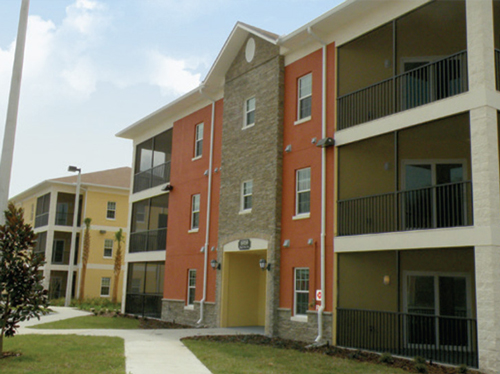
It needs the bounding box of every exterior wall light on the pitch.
[162,183,173,191]
[316,137,335,148]
[283,239,290,247]
[210,259,220,270]
[259,258,271,271]
[383,275,391,285]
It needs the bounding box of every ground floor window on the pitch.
[187,269,196,306]
[101,277,111,296]
[294,268,309,316]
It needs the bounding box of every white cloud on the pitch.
[148,50,202,96]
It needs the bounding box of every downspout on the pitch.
[197,86,216,325]
[308,27,327,343]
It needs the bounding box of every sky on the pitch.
[0,0,344,198]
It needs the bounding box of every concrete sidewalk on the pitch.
[18,307,262,374]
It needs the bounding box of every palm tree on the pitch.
[78,217,91,302]
[112,228,124,304]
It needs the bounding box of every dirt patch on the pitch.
[183,335,481,374]
[0,351,22,360]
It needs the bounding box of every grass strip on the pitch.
[183,339,408,374]
[0,334,125,374]
[30,315,141,330]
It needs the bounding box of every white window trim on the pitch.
[290,315,308,323]
[187,269,196,306]
[240,180,253,213]
[194,123,204,159]
[294,116,312,126]
[292,213,310,220]
[107,201,116,220]
[295,167,311,217]
[191,194,200,231]
[103,239,113,259]
[297,73,312,121]
[243,97,256,129]
[294,267,310,317]
[100,277,111,297]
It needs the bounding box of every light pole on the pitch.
[0,0,30,223]
[64,166,81,307]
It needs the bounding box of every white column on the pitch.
[467,1,500,372]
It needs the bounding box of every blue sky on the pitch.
[0,0,343,197]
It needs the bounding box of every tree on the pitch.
[0,203,49,355]
[112,229,124,304]
[78,217,91,302]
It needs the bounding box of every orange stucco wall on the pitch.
[164,99,223,303]
[280,44,336,313]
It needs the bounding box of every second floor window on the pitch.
[298,73,312,120]
[296,168,311,216]
[191,194,200,230]
[104,239,113,258]
[194,123,204,158]
[107,201,116,220]
[35,193,50,228]
[241,180,253,212]
[187,269,196,306]
[244,97,255,128]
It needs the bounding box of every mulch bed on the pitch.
[183,334,481,374]
[96,312,192,329]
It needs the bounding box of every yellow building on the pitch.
[11,167,130,303]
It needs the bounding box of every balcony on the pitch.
[133,162,171,193]
[337,308,478,367]
[125,293,162,318]
[337,51,468,130]
[129,228,167,253]
[338,181,473,236]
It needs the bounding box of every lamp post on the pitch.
[64,166,81,307]
[0,0,30,223]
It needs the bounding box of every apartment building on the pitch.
[11,167,130,303]
[118,0,500,372]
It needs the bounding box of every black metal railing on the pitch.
[495,49,500,91]
[338,51,468,130]
[34,213,49,228]
[129,228,167,253]
[337,308,478,367]
[133,162,171,193]
[125,293,163,318]
[338,181,472,236]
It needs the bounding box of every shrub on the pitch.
[414,356,426,365]
[378,352,394,364]
[348,350,361,359]
[458,364,468,374]
[415,363,428,373]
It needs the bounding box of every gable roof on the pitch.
[50,166,131,189]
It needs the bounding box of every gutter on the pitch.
[197,86,216,325]
[307,27,328,343]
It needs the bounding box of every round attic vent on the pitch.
[245,38,255,63]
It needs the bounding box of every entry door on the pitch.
[403,161,465,229]
[405,273,469,347]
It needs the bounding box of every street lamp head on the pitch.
[68,166,81,173]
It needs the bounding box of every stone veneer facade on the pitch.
[276,309,333,343]
[161,300,217,327]
[215,35,285,336]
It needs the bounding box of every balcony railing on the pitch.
[55,212,74,226]
[495,49,500,91]
[129,228,167,253]
[34,213,49,228]
[133,162,171,193]
[125,293,162,318]
[337,308,478,367]
[338,51,468,130]
[338,181,472,236]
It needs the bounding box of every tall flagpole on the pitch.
[0,0,30,223]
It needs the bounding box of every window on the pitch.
[130,194,169,253]
[101,277,111,297]
[35,193,50,228]
[241,180,253,212]
[187,270,196,306]
[104,239,113,258]
[133,129,173,193]
[244,97,256,128]
[194,123,204,158]
[298,73,312,120]
[107,201,116,220]
[191,194,200,230]
[294,268,310,315]
[296,168,311,216]
[52,239,65,264]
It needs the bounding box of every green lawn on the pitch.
[184,340,408,374]
[30,315,141,329]
[0,335,125,374]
